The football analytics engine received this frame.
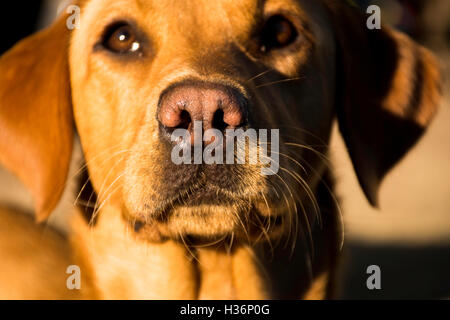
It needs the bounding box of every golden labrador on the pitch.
[0,0,442,299]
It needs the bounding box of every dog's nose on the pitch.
[158,82,247,144]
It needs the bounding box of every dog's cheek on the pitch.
[121,123,177,216]
[72,74,153,206]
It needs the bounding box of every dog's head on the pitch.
[0,0,441,243]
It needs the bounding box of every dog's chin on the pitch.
[159,205,242,238]
[130,200,287,245]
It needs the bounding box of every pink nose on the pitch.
[158,81,247,144]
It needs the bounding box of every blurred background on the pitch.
[0,0,449,299]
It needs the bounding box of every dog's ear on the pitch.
[0,15,74,221]
[328,2,442,206]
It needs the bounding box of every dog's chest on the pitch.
[196,247,268,300]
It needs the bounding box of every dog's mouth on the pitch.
[129,181,287,244]
[150,184,237,216]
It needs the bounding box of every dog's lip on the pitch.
[133,184,287,243]
[148,184,237,217]
[146,185,286,220]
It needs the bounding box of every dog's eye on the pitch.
[260,15,298,52]
[103,24,141,54]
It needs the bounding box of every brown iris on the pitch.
[104,24,140,54]
[261,15,298,52]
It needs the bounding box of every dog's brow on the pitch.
[135,0,145,9]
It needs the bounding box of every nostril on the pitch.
[178,110,191,130]
[212,109,227,132]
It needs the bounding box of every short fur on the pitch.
[0,0,441,299]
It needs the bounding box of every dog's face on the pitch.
[70,0,335,241]
[0,0,441,243]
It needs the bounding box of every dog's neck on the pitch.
[70,171,340,300]
[71,205,268,299]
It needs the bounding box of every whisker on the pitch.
[271,171,298,251]
[279,167,316,257]
[90,172,125,226]
[179,231,200,263]
[277,125,329,146]
[74,200,97,209]
[284,145,343,232]
[254,77,305,89]
[246,69,274,83]
[192,233,229,249]
[68,144,126,182]
[284,142,331,165]
[90,151,129,217]
[225,232,235,255]
[283,165,321,226]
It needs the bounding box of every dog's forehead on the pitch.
[82,0,307,14]
[80,0,324,34]
[76,0,334,60]
[72,0,333,80]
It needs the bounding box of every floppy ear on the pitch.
[328,2,442,206]
[0,15,74,221]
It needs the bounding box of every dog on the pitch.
[0,0,442,299]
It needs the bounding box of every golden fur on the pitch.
[0,0,442,299]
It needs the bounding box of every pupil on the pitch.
[118,30,129,42]
[275,21,291,44]
[261,15,297,51]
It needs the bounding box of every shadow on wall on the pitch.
[337,242,450,299]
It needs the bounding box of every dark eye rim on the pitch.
[259,13,302,54]
[95,19,148,57]
[103,22,135,53]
